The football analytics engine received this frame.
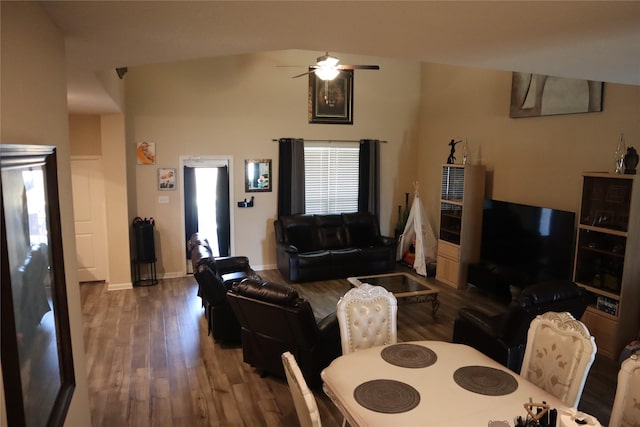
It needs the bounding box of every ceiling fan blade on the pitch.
[291,70,315,79]
[339,65,380,70]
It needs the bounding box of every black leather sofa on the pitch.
[227,278,342,388]
[452,280,592,372]
[188,233,260,344]
[274,212,396,282]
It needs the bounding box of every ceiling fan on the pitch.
[287,52,380,80]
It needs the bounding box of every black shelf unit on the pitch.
[132,218,158,286]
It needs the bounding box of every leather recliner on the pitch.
[189,233,260,344]
[452,280,592,372]
[227,278,342,388]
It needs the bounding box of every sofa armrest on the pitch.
[457,308,501,339]
[453,308,524,370]
[316,311,342,359]
[194,264,228,305]
[276,241,300,254]
[317,311,338,333]
[375,235,396,247]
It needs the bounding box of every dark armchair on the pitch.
[452,280,592,372]
[189,233,260,344]
[227,278,342,388]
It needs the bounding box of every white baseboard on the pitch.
[108,281,133,291]
[253,263,277,272]
[159,271,190,279]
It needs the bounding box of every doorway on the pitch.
[71,156,108,282]
[181,156,233,274]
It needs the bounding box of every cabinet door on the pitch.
[436,255,460,287]
[439,202,462,244]
[582,308,618,359]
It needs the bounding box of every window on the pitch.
[304,142,359,214]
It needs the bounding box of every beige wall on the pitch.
[417,63,640,232]
[72,54,640,283]
[1,2,92,426]
[125,50,421,275]
[69,115,102,155]
[100,114,132,289]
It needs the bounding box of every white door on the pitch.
[71,157,108,282]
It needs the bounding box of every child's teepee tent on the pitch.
[396,183,438,276]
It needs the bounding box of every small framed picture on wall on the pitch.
[158,168,176,190]
[137,141,156,164]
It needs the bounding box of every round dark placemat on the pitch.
[453,366,518,396]
[381,343,438,368]
[353,379,420,414]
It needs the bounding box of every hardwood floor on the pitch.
[81,268,618,426]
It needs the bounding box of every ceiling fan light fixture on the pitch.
[315,66,340,81]
[316,54,339,68]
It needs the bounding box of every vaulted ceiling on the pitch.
[40,1,640,113]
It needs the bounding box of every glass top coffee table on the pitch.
[347,272,440,318]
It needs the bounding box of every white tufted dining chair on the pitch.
[609,351,640,427]
[282,351,322,427]
[336,283,398,355]
[520,311,597,408]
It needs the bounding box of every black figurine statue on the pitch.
[624,147,638,174]
[447,139,462,164]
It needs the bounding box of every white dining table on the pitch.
[321,341,571,427]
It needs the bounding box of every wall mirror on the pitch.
[1,144,75,427]
[245,159,272,192]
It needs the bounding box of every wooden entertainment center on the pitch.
[573,172,640,359]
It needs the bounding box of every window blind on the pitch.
[304,143,359,214]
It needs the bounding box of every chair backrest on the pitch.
[281,352,322,427]
[520,311,597,407]
[336,283,397,354]
[609,352,640,427]
[228,279,327,383]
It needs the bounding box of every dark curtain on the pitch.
[184,166,198,259]
[216,166,231,256]
[358,139,380,219]
[278,138,305,217]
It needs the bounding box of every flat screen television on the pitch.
[467,199,576,300]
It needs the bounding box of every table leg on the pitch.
[430,294,440,319]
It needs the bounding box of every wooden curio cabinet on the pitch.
[573,173,640,359]
[436,164,485,289]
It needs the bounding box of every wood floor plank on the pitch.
[81,268,617,426]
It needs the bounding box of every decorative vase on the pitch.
[624,147,639,174]
[615,133,626,174]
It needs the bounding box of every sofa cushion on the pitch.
[280,215,317,252]
[343,212,378,247]
[315,214,346,249]
[330,248,360,263]
[298,250,332,268]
